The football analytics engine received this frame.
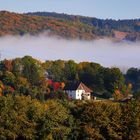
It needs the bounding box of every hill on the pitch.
[27,12,140,41]
[27,11,140,32]
[0,11,140,41]
[0,11,97,40]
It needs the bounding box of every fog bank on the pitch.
[0,35,140,70]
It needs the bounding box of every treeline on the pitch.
[43,59,140,99]
[0,95,140,139]
[1,11,140,40]
[0,56,140,100]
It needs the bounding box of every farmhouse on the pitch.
[64,82,93,100]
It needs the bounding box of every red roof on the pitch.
[77,82,93,93]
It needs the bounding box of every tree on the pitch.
[15,76,30,95]
[121,99,140,139]
[64,60,78,82]
[125,68,140,93]
[12,58,23,77]
[46,60,65,82]
[103,68,125,94]
[0,95,47,140]
[2,59,13,71]
[78,62,102,87]
[22,56,45,85]
[2,71,16,87]
[71,101,122,140]
[38,100,72,140]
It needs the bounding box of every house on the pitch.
[64,82,93,100]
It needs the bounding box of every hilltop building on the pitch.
[64,82,94,100]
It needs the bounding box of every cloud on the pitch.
[0,35,140,70]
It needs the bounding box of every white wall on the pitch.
[76,90,84,100]
[66,90,76,99]
[66,90,91,100]
[66,90,85,100]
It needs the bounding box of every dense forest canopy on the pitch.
[0,11,140,41]
[27,12,140,32]
[0,56,140,139]
[0,56,140,100]
[0,95,139,140]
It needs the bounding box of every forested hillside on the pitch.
[26,12,140,41]
[0,11,96,40]
[27,12,140,32]
[0,56,140,139]
[0,56,140,100]
[1,11,140,41]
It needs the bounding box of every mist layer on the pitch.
[0,35,140,69]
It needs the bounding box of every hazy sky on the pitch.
[0,0,139,19]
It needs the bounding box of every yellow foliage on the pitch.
[128,83,132,89]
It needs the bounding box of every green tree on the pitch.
[38,100,72,140]
[64,60,78,82]
[12,58,23,77]
[103,67,125,94]
[2,71,16,87]
[71,101,122,140]
[46,60,65,81]
[0,95,48,140]
[121,99,140,140]
[22,56,45,85]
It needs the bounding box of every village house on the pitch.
[64,82,94,100]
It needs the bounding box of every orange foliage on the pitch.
[113,89,124,100]
[0,11,95,40]
[60,82,65,89]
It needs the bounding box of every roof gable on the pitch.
[77,82,93,92]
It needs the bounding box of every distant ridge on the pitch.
[0,11,140,41]
[26,11,140,22]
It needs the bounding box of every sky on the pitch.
[0,0,139,19]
